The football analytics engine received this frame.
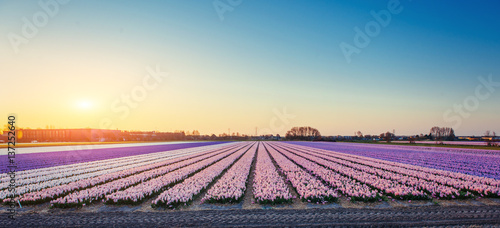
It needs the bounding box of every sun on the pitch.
[76,100,93,110]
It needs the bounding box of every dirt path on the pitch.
[3,205,500,227]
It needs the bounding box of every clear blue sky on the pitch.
[1,0,499,136]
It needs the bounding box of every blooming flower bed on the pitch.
[17,143,239,205]
[151,143,253,208]
[3,141,499,208]
[202,143,258,203]
[252,143,293,204]
[266,144,338,203]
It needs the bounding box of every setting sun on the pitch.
[76,100,93,110]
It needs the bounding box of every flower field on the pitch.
[2,141,500,208]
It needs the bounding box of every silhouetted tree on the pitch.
[430,126,455,143]
[380,132,394,143]
[285,126,321,140]
[485,131,498,147]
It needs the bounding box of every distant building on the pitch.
[10,128,185,143]
[17,129,121,143]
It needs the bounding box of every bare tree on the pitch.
[285,126,321,140]
[430,126,455,144]
[485,131,498,147]
[380,131,394,143]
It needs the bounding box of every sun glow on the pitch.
[76,100,93,110]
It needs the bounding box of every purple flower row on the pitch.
[288,142,500,179]
[303,146,500,197]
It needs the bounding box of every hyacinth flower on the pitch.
[203,143,258,204]
[103,143,251,206]
[152,144,253,208]
[252,145,293,204]
[11,143,239,204]
[280,142,500,198]
[265,144,337,203]
[50,143,249,208]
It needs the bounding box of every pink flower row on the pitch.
[265,144,338,203]
[272,143,426,199]
[20,144,238,205]
[1,146,213,199]
[104,143,251,205]
[151,143,253,207]
[0,143,229,185]
[202,143,258,203]
[285,143,498,197]
[52,143,244,206]
[252,144,293,204]
[268,143,378,200]
[306,147,499,197]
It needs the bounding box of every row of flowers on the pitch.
[202,143,258,203]
[291,142,500,179]
[0,143,229,187]
[252,143,293,204]
[358,150,500,180]
[0,146,207,191]
[5,144,232,202]
[272,143,427,200]
[18,143,240,205]
[291,145,462,199]
[267,143,379,201]
[50,143,247,208]
[265,144,338,203]
[151,143,254,208]
[0,142,228,174]
[311,145,500,188]
[102,143,251,206]
[303,147,500,197]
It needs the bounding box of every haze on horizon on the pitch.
[1,0,499,136]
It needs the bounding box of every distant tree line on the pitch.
[429,126,455,142]
[285,126,321,140]
[380,132,395,143]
